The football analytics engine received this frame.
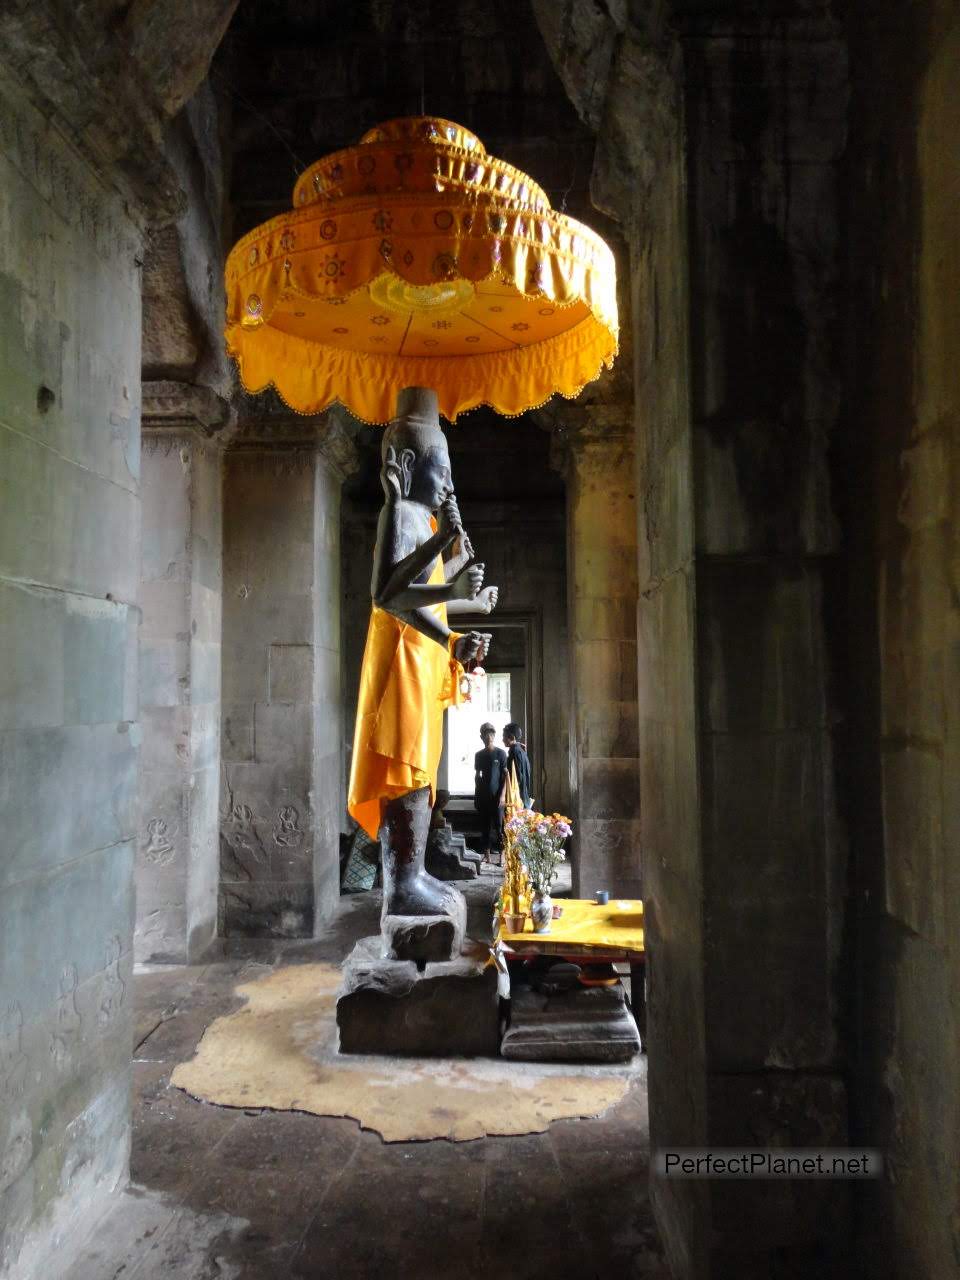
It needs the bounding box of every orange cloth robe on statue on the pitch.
[348,545,465,840]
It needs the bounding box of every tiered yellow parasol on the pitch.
[224,117,618,423]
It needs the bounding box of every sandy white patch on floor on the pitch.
[171,962,637,1142]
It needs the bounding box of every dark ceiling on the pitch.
[214,0,604,240]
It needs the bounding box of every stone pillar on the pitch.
[536,7,850,1271]
[137,429,223,963]
[219,412,357,938]
[562,409,641,898]
[134,70,231,965]
[0,78,141,1278]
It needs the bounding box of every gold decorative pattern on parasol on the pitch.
[224,116,618,423]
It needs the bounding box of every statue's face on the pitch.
[408,443,453,511]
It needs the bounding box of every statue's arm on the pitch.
[444,531,473,581]
[372,504,454,606]
[374,506,484,612]
[374,531,454,606]
[447,584,499,616]
[391,604,491,670]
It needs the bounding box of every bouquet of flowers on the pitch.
[505,809,572,895]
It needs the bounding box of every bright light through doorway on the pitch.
[447,673,511,794]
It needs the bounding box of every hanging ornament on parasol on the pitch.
[224,116,618,423]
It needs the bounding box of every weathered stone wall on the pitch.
[137,434,222,963]
[682,18,851,1269]
[630,72,709,1280]
[220,446,344,936]
[142,81,232,410]
[0,71,141,1278]
[537,4,851,1271]
[842,5,960,1274]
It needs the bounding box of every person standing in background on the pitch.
[503,722,532,808]
[474,722,507,861]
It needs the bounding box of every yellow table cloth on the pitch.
[499,898,644,956]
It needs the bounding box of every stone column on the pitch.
[137,427,223,963]
[562,409,641,898]
[0,77,142,1278]
[219,411,357,938]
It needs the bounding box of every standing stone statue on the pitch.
[347,387,497,950]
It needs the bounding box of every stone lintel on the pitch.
[142,379,232,438]
[226,402,362,480]
[533,402,634,473]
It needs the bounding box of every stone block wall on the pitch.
[843,7,960,1275]
[220,447,344,936]
[0,73,141,1279]
[683,21,851,1267]
[565,421,641,898]
[630,78,709,1279]
[137,434,222,963]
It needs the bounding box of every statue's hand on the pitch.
[437,495,463,539]
[451,560,484,600]
[473,585,499,615]
[453,631,492,666]
[381,446,403,503]
[452,530,474,561]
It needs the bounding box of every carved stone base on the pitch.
[336,937,499,1057]
[501,981,641,1063]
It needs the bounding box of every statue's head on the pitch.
[381,387,452,510]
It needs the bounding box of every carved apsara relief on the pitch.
[50,964,82,1067]
[143,816,176,866]
[220,784,269,882]
[273,805,303,848]
[98,935,126,1028]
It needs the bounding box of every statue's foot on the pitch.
[386,868,461,917]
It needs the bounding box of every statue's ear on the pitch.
[398,448,416,497]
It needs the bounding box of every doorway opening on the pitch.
[446,623,528,796]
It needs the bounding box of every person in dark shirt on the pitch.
[474,722,507,861]
[503,722,532,808]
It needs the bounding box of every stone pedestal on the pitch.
[336,937,500,1056]
[501,980,641,1063]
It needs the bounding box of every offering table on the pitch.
[498,898,645,1060]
